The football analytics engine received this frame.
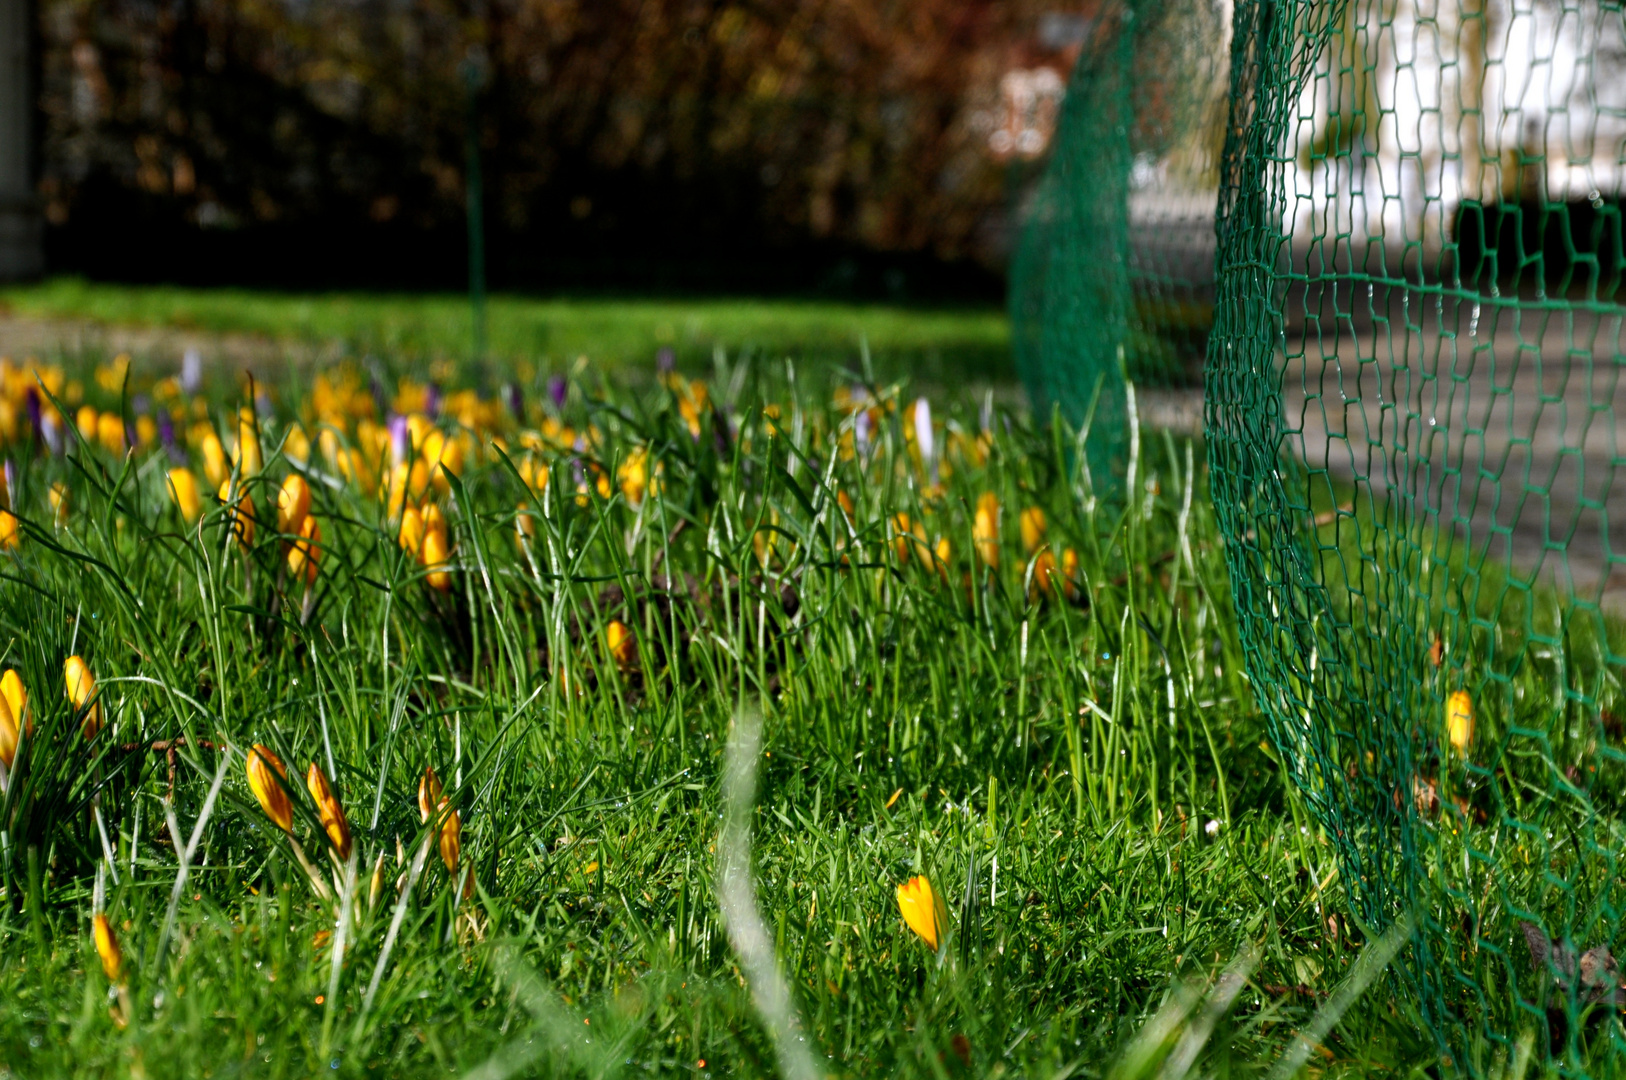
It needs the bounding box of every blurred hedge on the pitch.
[34,0,1072,295]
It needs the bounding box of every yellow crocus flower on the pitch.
[896,875,947,949]
[277,473,311,537]
[218,479,254,549]
[287,514,321,585]
[606,620,636,673]
[167,468,203,524]
[1,669,29,737]
[973,492,1000,570]
[421,521,451,591]
[200,432,229,489]
[1447,690,1474,757]
[1019,506,1047,554]
[93,913,122,981]
[63,655,101,738]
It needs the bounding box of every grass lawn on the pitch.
[0,279,1013,382]
[0,344,1448,1079]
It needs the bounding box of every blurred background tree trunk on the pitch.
[0,0,43,280]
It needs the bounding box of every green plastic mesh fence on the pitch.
[1204,0,1626,1071]
[1008,0,1229,481]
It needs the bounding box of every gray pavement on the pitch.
[1281,295,1625,612]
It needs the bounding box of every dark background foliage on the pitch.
[34,0,1085,299]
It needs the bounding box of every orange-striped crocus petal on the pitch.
[306,761,352,860]
[247,744,293,832]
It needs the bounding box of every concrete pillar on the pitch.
[0,0,43,280]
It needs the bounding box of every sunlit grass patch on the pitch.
[0,347,1439,1077]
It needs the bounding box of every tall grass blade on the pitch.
[718,707,822,1080]
[1267,911,1416,1080]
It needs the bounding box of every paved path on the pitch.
[0,312,330,372]
[1282,295,1625,613]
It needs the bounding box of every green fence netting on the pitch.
[1204,0,1626,1071]
[1008,0,1229,482]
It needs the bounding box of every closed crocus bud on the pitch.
[97,412,127,456]
[517,456,549,495]
[284,424,311,465]
[385,461,431,520]
[605,620,636,673]
[428,431,462,494]
[1061,548,1080,602]
[277,473,311,536]
[896,875,947,950]
[63,655,101,738]
[418,766,443,824]
[1031,547,1058,601]
[0,509,18,550]
[420,502,444,540]
[399,505,426,559]
[247,744,293,832]
[912,397,935,479]
[1447,690,1474,757]
[235,409,262,477]
[1019,507,1047,554]
[287,513,321,585]
[892,514,915,566]
[0,691,18,769]
[93,913,122,981]
[933,537,952,583]
[167,467,203,524]
[49,482,69,527]
[973,492,1000,569]
[305,762,352,861]
[436,798,461,873]
[200,432,229,489]
[218,479,255,549]
[2,669,29,736]
[421,522,451,591]
[76,405,99,442]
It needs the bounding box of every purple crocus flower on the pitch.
[854,409,872,458]
[425,382,442,418]
[389,414,411,466]
[25,388,41,449]
[505,382,524,421]
[181,349,203,395]
[548,375,568,411]
[158,410,184,462]
[40,413,62,456]
[913,396,936,484]
[3,460,14,508]
[656,347,675,375]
